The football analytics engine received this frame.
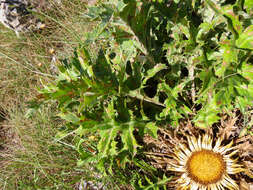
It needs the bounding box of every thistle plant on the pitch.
[37,0,253,188]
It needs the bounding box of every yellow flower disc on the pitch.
[186,149,226,185]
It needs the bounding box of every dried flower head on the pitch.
[169,135,244,189]
[144,117,253,190]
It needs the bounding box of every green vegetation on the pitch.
[1,0,253,189]
[38,0,253,188]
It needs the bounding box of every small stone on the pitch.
[0,0,45,36]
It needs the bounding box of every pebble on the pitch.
[0,0,44,37]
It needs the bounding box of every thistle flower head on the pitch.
[169,134,244,190]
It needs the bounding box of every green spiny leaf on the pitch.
[236,25,253,50]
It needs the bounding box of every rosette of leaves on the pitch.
[38,0,253,188]
[83,0,253,128]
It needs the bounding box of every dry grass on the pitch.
[0,0,98,189]
[0,0,92,106]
